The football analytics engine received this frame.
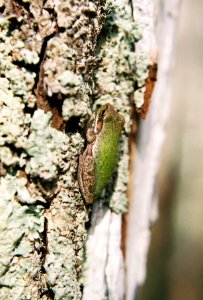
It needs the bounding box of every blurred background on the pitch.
[138,0,203,299]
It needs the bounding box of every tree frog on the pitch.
[78,103,125,204]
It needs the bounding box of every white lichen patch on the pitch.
[0,19,37,107]
[43,36,80,96]
[62,97,90,123]
[0,83,31,146]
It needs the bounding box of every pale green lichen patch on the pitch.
[0,16,48,297]
[24,110,59,181]
[43,130,87,299]
[44,214,85,299]
[23,109,84,185]
[0,175,46,299]
[44,234,81,299]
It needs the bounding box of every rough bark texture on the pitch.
[0,0,180,299]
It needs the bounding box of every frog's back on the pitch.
[94,120,121,197]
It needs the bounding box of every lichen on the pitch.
[42,126,88,299]
[43,37,79,96]
[0,15,48,297]
[0,5,90,297]
[0,175,46,299]
[0,17,39,108]
[0,0,151,297]
[24,109,62,181]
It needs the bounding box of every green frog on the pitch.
[78,103,125,204]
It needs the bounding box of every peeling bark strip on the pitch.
[0,0,170,299]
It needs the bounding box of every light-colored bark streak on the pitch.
[82,204,112,300]
[126,1,181,300]
[83,204,125,300]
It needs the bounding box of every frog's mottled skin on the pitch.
[78,104,125,204]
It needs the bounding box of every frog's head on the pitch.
[97,103,125,129]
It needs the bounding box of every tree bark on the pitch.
[0,0,180,299]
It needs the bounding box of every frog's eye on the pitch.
[99,105,108,118]
[97,103,113,122]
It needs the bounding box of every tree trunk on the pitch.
[0,0,180,299]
